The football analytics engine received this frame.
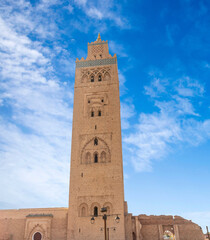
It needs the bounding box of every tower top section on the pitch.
[76,34,116,68]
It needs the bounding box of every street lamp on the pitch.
[90,217,95,224]
[90,207,120,240]
[115,215,120,223]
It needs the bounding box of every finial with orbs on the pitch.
[97,33,101,41]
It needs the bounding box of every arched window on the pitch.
[98,75,102,81]
[33,232,42,240]
[163,230,175,240]
[101,151,106,163]
[98,110,101,116]
[91,75,94,82]
[94,206,98,216]
[91,111,94,117]
[94,138,98,145]
[104,72,110,81]
[106,206,110,214]
[103,202,112,215]
[85,152,91,164]
[94,153,98,163]
[81,207,86,216]
[82,75,88,83]
[132,232,136,240]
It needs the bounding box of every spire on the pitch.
[96,33,101,42]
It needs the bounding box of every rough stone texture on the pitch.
[125,214,204,240]
[67,33,125,240]
[0,34,205,240]
[0,208,67,240]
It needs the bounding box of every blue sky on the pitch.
[0,0,210,232]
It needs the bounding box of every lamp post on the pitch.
[207,226,210,240]
[90,207,120,240]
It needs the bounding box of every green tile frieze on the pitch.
[76,58,117,68]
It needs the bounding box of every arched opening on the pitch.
[94,206,98,216]
[81,207,86,217]
[104,72,110,81]
[94,153,98,163]
[132,232,136,240]
[33,232,42,240]
[101,151,106,162]
[163,230,175,240]
[98,110,101,116]
[94,138,98,145]
[85,152,91,164]
[91,75,94,82]
[82,75,88,83]
[91,111,94,117]
[98,74,102,81]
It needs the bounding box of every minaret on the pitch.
[67,34,125,240]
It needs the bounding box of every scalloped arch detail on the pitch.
[80,137,111,164]
[28,224,45,240]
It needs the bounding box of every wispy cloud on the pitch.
[121,100,135,130]
[0,0,73,208]
[109,41,128,58]
[123,73,210,172]
[73,0,129,29]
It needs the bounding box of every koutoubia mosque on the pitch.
[0,34,205,240]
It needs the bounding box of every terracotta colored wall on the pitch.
[0,208,68,240]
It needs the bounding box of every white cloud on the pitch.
[121,100,135,130]
[109,41,128,58]
[0,1,74,208]
[86,7,103,19]
[73,0,129,29]
[124,74,210,172]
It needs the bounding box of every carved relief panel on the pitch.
[77,195,114,217]
[80,67,111,83]
[24,215,52,240]
[81,137,111,164]
[79,133,112,165]
[84,92,108,118]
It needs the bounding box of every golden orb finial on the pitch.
[97,33,101,41]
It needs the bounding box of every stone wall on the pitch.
[127,214,205,240]
[0,208,68,240]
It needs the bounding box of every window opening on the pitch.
[91,111,94,117]
[98,110,101,116]
[94,153,98,163]
[94,138,98,145]
[101,151,106,162]
[101,99,104,102]
[88,100,90,103]
[94,206,98,216]
[98,75,102,81]
[85,152,91,164]
[81,207,86,217]
[91,76,94,82]
[163,231,175,240]
[95,125,97,130]
[33,232,42,240]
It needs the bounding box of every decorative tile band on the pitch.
[76,58,117,68]
[26,214,53,217]
[88,41,108,46]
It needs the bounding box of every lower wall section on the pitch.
[0,208,68,240]
[124,214,205,240]
[0,208,205,240]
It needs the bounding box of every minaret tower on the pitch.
[67,34,125,240]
